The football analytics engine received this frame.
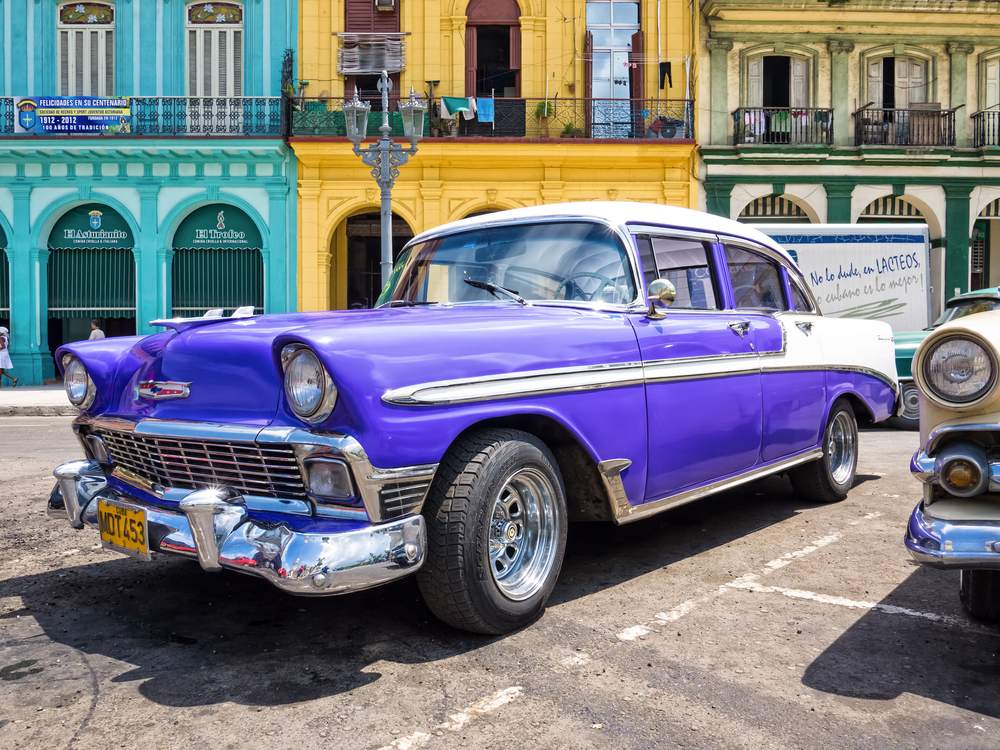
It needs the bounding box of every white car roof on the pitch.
[409,201,798,269]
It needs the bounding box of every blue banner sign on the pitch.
[14,97,131,134]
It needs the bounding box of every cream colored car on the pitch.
[906,309,1000,619]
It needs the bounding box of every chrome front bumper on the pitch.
[50,460,426,595]
[905,500,1000,570]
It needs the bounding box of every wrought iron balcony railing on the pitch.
[972,108,1000,147]
[732,107,833,146]
[0,97,284,136]
[853,104,956,147]
[291,97,694,141]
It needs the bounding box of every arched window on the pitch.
[57,3,115,96]
[186,2,244,97]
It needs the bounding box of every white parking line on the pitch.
[726,576,979,629]
[376,687,523,750]
[617,533,844,641]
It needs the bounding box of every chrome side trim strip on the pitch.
[382,361,646,406]
[761,364,899,392]
[612,449,823,525]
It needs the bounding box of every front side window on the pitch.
[380,222,637,306]
[58,3,115,96]
[635,235,719,310]
[789,273,819,314]
[725,245,787,313]
[186,2,244,97]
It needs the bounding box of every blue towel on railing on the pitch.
[477,98,495,123]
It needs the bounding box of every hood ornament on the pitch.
[138,381,192,401]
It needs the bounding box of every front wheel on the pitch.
[960,569,1000,620]
[790,399,858,503]
[417,428,568,634]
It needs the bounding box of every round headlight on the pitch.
[922,335,997,405]
[282,346,337,422]
[63,356,95,408]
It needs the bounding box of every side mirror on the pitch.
[646,279,676,319]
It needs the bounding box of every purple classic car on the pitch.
[50,202,899,634]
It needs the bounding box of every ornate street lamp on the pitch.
[345,70,427,290]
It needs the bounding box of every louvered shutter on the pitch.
[218,32,228,96]
[105,30,114,94]
[510,27,521,70]
[75,31,84,94]
[906,58,927,105]
[188,30,198,94]
[790,57,808,108]
[465,26,477,96]
[233,30,243,96]
[747,57,763,107]
[986,59,1000,109]
[60,31,70,95]
[867,58,883,107]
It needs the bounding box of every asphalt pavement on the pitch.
[1,418,997,749]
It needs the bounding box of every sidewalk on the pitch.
[0,384,79,417]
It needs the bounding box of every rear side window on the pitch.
[635,235,719,310]
[724,245,787,313]
[789,274,819,313]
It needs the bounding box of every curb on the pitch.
[0,405,80,417]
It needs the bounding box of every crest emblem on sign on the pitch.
[17,100,36,130]
[217,211,225,230]
[89,210,103,229]
[138,381,192,401]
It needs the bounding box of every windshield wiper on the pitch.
[380,300,438,308]
[463,279,530,306]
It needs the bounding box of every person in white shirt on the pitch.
[89,319,105,340]
[0,326,16,387]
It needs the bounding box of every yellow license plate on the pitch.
[97,499,151,561]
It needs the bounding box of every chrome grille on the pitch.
[96,429,306,500]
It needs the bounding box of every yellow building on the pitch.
[294,0,698,311]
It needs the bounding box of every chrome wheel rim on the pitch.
[827,411,857,486]
[900,383,920,420]
[488,468,558,601]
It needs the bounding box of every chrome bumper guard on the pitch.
[50,460,426,595]
[905,500,1000,570]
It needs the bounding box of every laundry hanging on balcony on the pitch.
[477,98,495,123]
[442,97,477,120]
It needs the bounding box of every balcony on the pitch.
[0,97,284,136]
[973,109,1000,147]
[732,108,833,146]
[291,97,694,141]
[853,104,956,147]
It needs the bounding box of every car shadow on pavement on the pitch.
[551,473,815,606]
[802,564,1000,718]
[1,553,483,708]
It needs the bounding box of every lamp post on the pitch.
[343,70,427,290]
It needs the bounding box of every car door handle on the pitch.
[728,321,751,338]
[796,321,813,336]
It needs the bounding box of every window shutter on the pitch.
[204,32,213,97]
[584,31,593,98]
[89,31,100,95]
[188,29,198,95]
[218,31,228,97]
[894,57,910,109]
[465,26,477,96]
[105,30,114,95]
[509,27,521,70]
[233,30,243,96]
[629,30,644,101]
[986,59,1000,109]
[867,58,883,107]
[908,59,927,105]
[60,30,69,95]
[747,56,763,107]
[790,57,808,108]
[75,30,84,95]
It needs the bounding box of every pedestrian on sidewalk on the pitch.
[0,326,16,388]
[89,319,105,340]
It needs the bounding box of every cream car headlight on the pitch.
[281,345,337,422]
[62,355,96,409]
[921,335,997,405]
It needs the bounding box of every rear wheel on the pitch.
[791,399,858,503]
[959,569,1000,620]
[417,428,568,634]
[887,381,919,431]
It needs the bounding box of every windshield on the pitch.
[377,222,637,307]
[931,298,1000,327]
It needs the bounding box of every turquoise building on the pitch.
[0,1,298,384]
